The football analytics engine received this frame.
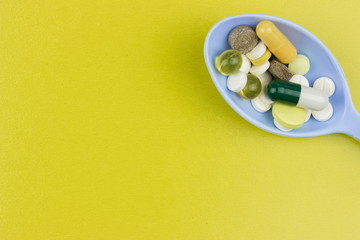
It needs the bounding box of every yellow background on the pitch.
[0,0,359,239]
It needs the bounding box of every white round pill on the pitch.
[239,54,251,74]
[312,103,333,121]
[227,71,247,92]
[250,61,270,76]
[289,74,309,87]
[246,41,266,60]
[251,97,271,112]
[313,77,335,97]
[273,119,292,132]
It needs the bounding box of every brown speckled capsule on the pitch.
[228,25,258,54]
[268,59,293,81]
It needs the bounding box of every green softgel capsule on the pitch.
[238,74,262,99]
[215,49,242,75]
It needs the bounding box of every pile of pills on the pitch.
[214,20,335,131]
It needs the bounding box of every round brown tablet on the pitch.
[228,25,258,54]
[268,59,293,81]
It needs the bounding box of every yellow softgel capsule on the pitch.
[272,102,306,129]
[256,20,297,64]
[238,74,262,99]
[250,48,272,66]
[215,49,242,75]
[288,54,310,75]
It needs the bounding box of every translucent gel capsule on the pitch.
[238,74,262,99]
[215,49,243,75]
[256,20,297,64]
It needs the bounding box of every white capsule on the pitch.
[313,77,335,97]
[297,86,329,111]
[250,61,270,76]
[227,71,247,92]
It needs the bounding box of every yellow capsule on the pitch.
[250,48,271,66]
[256,20,297,64]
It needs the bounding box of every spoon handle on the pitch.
[341,106,360,141]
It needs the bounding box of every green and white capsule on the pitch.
[267,80,329,111]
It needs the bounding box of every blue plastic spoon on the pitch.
[204,14,360,141]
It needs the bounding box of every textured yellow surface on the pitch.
[0,0,359,239]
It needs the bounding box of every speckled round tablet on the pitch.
[268,59,293,81]
[228,25,258,54]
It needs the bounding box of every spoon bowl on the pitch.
[204,14,360,140]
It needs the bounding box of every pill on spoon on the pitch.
[251,97,271,112]
[272,102,307,129]
[215,49,243,75]
[239,54,251,73]
[227,71,247,92]
[313,77,335,97]
[289,75,311,122]
[257,71,274,105]
[289,74,309,87]
[250,61,270,76]
[268,59,293,81]
[256,20,297,64]
[238,74,262,99]
[246,41,266,60]
[250,48,272,66]
[228,25,258,54]
[312,103,333,121]
[267,80,329,111]
[288,54,310,75]
[273,118,293,132]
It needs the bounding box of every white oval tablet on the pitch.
[251,97,271,112]
[246,41,266,60]
[312,103,333,121]
[239,54,251,74]
[227,71,247,92]
[250,61,270,76]
[273,119,292,132]
[313,77,335,97]
[289,74,309,87]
